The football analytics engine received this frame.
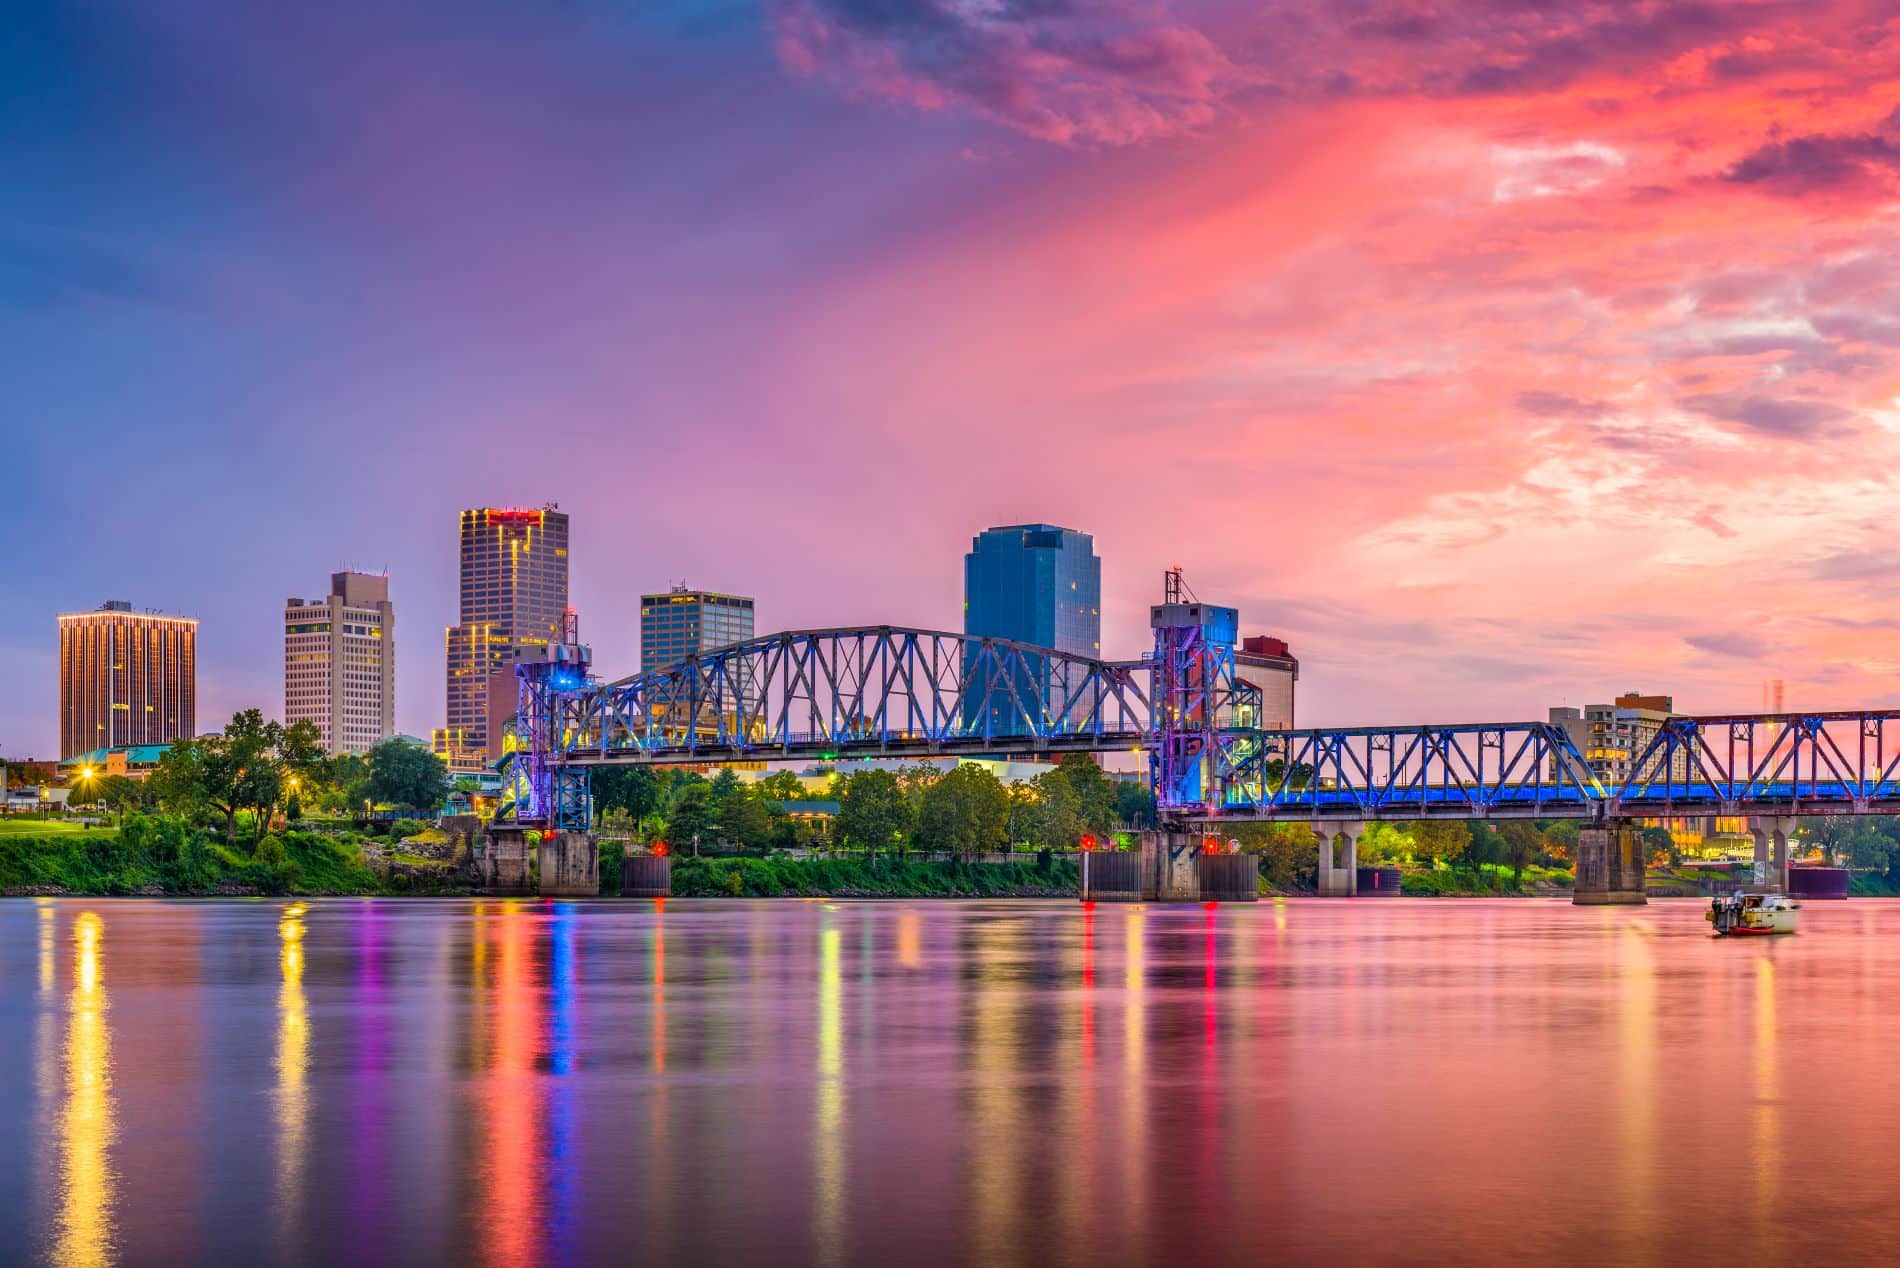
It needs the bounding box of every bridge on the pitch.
[495,589,1895,903]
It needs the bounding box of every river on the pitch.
[2,896,1895,1265]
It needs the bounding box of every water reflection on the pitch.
[52,911,114,1268]
[5,898,1898,1265]
[814,917,845,1267]
[482,902,540,1268]
[275,903,309,1255]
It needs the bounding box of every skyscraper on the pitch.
[58,601,197,760]
[284,572,395,755]
[438,505,569,769]
[964,524,1101,654]
[962,524,1102,738]
[640,586,756,673]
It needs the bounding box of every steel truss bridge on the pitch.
[500,618,1900,832]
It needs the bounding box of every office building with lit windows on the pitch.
[436,505,569,770]
[58,600,197,760]
[640,587,756,672]
[285,572,395,755]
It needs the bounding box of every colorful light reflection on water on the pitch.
[4,898,1900,1264]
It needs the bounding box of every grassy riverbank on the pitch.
[0,820,466,896]
[668,855,1081,898]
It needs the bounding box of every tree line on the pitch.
[72,710,453,843]
[592,754,1155,855]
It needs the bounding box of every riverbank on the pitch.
[667,855,1080,898]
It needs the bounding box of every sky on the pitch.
[5,0,1900,756]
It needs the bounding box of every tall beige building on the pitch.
[285,572,395,754]
[58,600,197,760]
[435,505,569,771]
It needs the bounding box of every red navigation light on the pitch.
[1202,835,1219,855]
[1080,834,1097,852]
[652,841,670,857]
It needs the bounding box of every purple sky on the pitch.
[7,1,1900,756]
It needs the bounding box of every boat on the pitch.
[1707,892,1801,936]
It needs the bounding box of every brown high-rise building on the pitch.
[58,600,198,760]
[435,505,569,771]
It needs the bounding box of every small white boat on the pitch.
[1708,892,1801,936]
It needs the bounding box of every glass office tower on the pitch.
[962,524,1102,737]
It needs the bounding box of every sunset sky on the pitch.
[6,0,1900,755]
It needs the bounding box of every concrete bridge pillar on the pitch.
[537,830,600,898]
[1747,817,1796,892]
[1315,822,1363,897]
[1573,820,1646,906]
[1140,827,1203,902]
[478,826,534,896]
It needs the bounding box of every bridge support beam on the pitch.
[1141,828,1203,901]
[1573,821,1645,906]
[478,826,534,896]
[1316,822,1363,896]
[1747,817,1796,893]
[537,830,600,898]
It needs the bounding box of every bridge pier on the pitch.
[1747,817,1795,892]
[1136,829,1258,902]
[537,830,600,897]
[1316,822,1363,896]
[1573,821,1646,905]
[478,826,534,895]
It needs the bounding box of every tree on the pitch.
[914,763,1009,859]
[1641,825,1676,866]
[1844,827,1893,872]
[1026,770,1083,849]
[835,769,913,855]
[717,788,775,849]
[1114,779,1155,829]
[754,770,808,802]
[366,737,450,812]
[321,752,371,814]
[1409,821,1469,867]
[1458,821,1504,871]
[1052,754,1118,835]
[1499,822,1539,879]
[1803,816,1855,867]
[1543,820,1580,863]
[666,784,715,853]
[594,766,663,820]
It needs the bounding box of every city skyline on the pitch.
[8,2,1900,757]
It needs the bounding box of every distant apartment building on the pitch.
[1234,635,1299,731]
[640,587,756,672]
[284,571,395,755]
[58,600,197,761]
[1550,692,1687,787]
[436,505,569,772]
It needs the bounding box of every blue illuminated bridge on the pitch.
[499,613,1900,832]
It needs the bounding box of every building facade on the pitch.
[437,505,569,771]
[963,524,1102,655]
[1550,692,1687,787]
[640,587,756,673]
[962,524,1102,739]
[58,601,197,760]
[284,571,395,755]
[1234,635,1299,731]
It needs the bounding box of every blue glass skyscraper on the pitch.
[964,524,1102,654]
[963,524,1102,738]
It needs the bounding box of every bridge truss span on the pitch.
[1205,721,1606,823]
[1614,710,1900,816]
[550,625,1157,765]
